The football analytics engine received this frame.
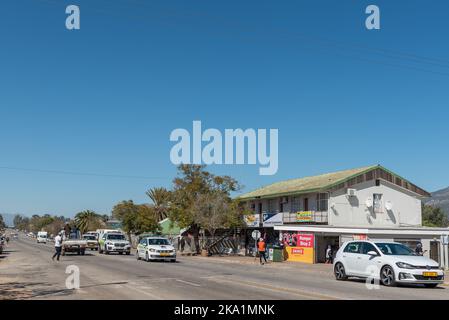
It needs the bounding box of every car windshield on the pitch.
[375,243,415,256]
[83,235,96,240]
[148,238,170,245]
[107,234,125,240]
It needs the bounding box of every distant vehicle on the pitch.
[82,234,99,251]
[98,232,131,255]
[37,231,48,244]
[61,230,87,256]
[136,237,176,262]
[333,240,444,288]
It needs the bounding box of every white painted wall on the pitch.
[329,179,423,227]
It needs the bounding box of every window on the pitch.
[375,243,415,256]
[304,198,309,211]
[316,193,328,211]
[139,239,147,245]
[361,242,379,255]
[373,194,383,213]
[268,199,277,213]
[343,242,362,253]
[291,197,301,212]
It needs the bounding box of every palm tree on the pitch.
[145,187,171,222]
[75,210,102,235]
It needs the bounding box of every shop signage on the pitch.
[296,211,313,222]
[353,234,367,240]
[282,232,315,264]
[244,214,260,227]
[262,212,283,227]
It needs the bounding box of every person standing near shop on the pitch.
[52,232,63,261]
[325,245,333,264]
[258,238,267,265]
[415,242,424,256]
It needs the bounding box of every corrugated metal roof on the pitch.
[238,165,379,200]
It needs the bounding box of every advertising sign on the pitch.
[262,212,284,227]
[282,232,315,264]
[296,211,313,222]
[353,234,367,240]
[244,214,260,227]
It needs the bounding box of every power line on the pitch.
[0,166,169,180]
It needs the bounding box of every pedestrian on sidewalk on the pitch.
[258,238,267,265]
[52,232,63,261]
[325,245,333,264]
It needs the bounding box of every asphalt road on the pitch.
[2,233,449,300]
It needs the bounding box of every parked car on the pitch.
[136,236,176,262]
[98,232,131,255]
[333,240,444,288]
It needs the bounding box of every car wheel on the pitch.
[334,262,347,281]
[105,248,109,255]
[126,251,130,255]
[145,252,150,262]
[380,265,397,287]
[118,252,123,255]
[424,283,438,288]
[171,259,176,263]
[136,251,140,260]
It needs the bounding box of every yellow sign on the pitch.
[285,246,314,263]
[296,211,313,222]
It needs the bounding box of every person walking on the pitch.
[258,238,267,265]
[325,245,333,264]
[52,232,63,261]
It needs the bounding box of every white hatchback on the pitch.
[333,240,444,288]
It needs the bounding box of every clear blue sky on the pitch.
[1,0,448,217]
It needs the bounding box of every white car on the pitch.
[99,232,131,255]
[333,240,444,288]
[136,237,176,262]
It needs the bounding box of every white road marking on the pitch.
[175,279,201,287]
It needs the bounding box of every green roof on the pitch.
[238,165,423,200]
[158,218,181,235]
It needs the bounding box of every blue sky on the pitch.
[0,0,448,217]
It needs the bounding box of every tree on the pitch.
[422,205,449,227]
[168,165,243,252]
[146,187,171,222]
[0,214,6,230]
[14,214,30,231]
[112,200,159,242]
[75,210,104,235]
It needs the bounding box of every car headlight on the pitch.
[149,248,156,252]
[396,262,415,269]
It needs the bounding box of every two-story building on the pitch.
[239,165,449,268]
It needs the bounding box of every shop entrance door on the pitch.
[315,235,340,263]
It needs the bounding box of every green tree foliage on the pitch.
[168,165,244,247]
[146,187,171,222]
[112,200,159,241]
[422,204,449,227]
[75,210,105,235]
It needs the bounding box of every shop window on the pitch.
[268,199,277,213]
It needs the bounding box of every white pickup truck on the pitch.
[62,230,87,256]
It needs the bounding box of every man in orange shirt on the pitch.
[258,238,267,265]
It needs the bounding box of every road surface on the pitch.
[1,233,449,300]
